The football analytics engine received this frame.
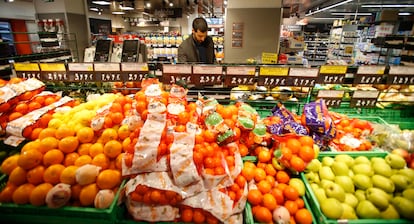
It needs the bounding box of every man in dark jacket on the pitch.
[178,17,215,64]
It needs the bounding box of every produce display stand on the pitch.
[301,151,413,224]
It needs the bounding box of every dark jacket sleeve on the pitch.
[178,36,216,64]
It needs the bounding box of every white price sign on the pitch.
[357,66,385,75]
[192,65,222,74]
[163,64,192,74]
[68,63,93,71]
[94,63,120,71]
[289,67,319,77]
[389,66,414,75]
[226,66,256,75]
[121,63,149,72]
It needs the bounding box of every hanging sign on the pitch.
[317,90,344,108]
[257,66,289,87]
[387,66,414,85]
[39,63,68,81]
[94,63,122,82]
[162,64,193,85]
[350,90,380,108]
[318,65,347,84]
[224,66,256,87]
[14,63,41,79]
[288,67,319,87]
[121,63,149,82]
[192,65,223,86]
[67,63,95,82]
[354,66,385,85]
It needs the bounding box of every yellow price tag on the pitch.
[39,63,66,72]
[14,63,40,71]
[259,67,289,76]
[261,52,278,64]
[319,65,347,74]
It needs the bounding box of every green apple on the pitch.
[320,179,334,189]
[319,166,335,181]
[385,154,407,169]
[402,188,414,201]
[366,187,390,210]
[305,159,321,172]
[380,204,400,219]
[344,193,359,208]
[390,174,410,191]
[314,188,327,203]
[340,203,358,219]
[354,156,371,165]
[353,174,373,190]
[356,200,381,219]
[304,172,320,184]
[372,174,395,193]
[392,196,414,220]
[398,168,414,181]
[320,198,343,219]
[289,178,305,196]
[355,189,366,201]
[334,176,355,193]
[371,157,387,164]
[335,154,354,167]
[352,163,374,176]
[310,183,319,192]
[313,144,320,158]
[372,162,393,177]
[348,170,354,178]
[321,157,335,167]
[272,157,285,170]
[324,182,346,202]
[331,161,349,176]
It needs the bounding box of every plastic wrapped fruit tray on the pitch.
[0,175,125,224]
[301,151,413,224]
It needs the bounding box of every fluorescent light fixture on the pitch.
[312,17,344,20]
[112,11,125,15]
[306,0,354,16]
[399,12,413,16]
[362,4,414,8]
[92,1,111,5]
[120,6,134,10]
[331,12,372,16]
[90,7,100,12]
[146,2,151,8]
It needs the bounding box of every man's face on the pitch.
[192,29,207,43]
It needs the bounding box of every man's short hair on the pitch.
[192,17,208,32]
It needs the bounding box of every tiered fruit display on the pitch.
[304,153,414,220]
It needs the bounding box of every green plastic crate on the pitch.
[244,193,316,224]
[0,177,125,224]
[301,151,413,224]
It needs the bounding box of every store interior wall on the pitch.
[0,1,36,20]
[224,8,281,63]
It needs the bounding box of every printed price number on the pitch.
[225,75,255,87]
[16,71,41,79]
[350,98,377,108]
[70,72,95,82]
[42,72,68,81]
[197,74,223,85]
[258,76,288,87]
[320,98,342,107]
[126,72,145,82]
[354,74,383,84]
[164,74,192,84]
[387,75,414,85]
[318,74,345,84]
[99,73,122,82]
[289,77,316,87]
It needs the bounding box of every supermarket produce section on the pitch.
[0,63,413,224]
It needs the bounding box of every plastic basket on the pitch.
[301,151,413,224]
[244,193,316,224]
[0,177,125,224]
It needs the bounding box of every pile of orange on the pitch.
[274,135,316,172]
[179,205,220,224]
[129,184,183,206]
[331,116,374,151]
[242,154,313,224]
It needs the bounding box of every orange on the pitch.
[257,180,272,194]
[55,125,75,139]
[110,112,124,125]
[241,166,255,182]
[238,143,249,157]
[100,128,118,144]
[247,189,263,206]
[203,130,216,143]
[8,112,23,121]
[43,149,64,167]
[266,175,276,188]
[181,208,193,222]
[298,136,314,147]
[76,127,95,143]
[284,185,299,201]
[298,145,315,163]
[263,193,277,211]
[14,103,29,114]
[117,125,130,141]
[9,166,27,186]
[29,182,53,206]
[38,128,57,140]
[286,138,301,154]
[1,154,20,175]
[235,175,246,189]
[39,113,53,128]
[0,183,17,203]
[271,187,285,205]
[18,149,43,170]
[21,141,40,153]
[264,163,277,176]
[43,164,65,184]
[22,126,33,139]
[295,208,313,224]
[30,127,43,140]
[276,170,290,184]
[26,165,45,185]
[44,96,56,106]
[12,183,35,204]
[177,111,190,125]
[254,206,272,223]
[193,209,206,223]
[0,102,10,113]
[115,153,123,171]
[258,150,271,163]
[71,184,82,201]
[284,200,299,215]
[74,155,92,167]
[28,101,42,112]
[78,143,92,156]
[91,153,110,170]
[96,169,121,190]
[58,136,79,154]
[89,142,104,157]
[290,156,305,172]
[60,165,78,185]
[110,102,123,113]
[254,168,266,182]
[64,152,80,166]
[103,140,122,159]
[79,183,99,206]
[20,91,33,101]
[33,96,45,105]
[295,198,305,209]
[38,136,59,154]
[122,137,132,152]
